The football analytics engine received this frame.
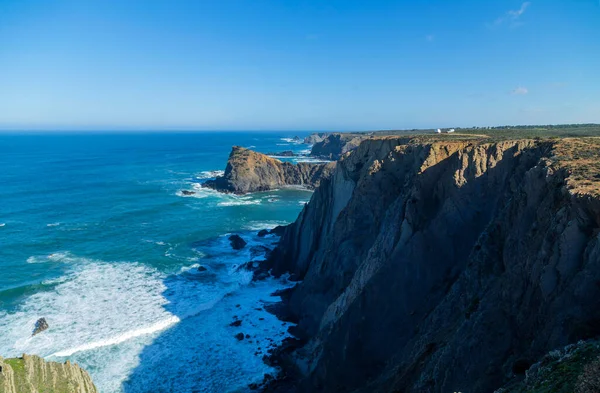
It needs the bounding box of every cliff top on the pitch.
[340,135,600,198]
[0,354,97,393]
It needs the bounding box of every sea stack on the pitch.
[203,146,335,194]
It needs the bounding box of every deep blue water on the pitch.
[0,132,314,392]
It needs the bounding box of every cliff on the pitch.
[309,133,366,160]
[203,146,336,194]
[304,133,330,145]
[0,354,97,393]
[268,136,600,392]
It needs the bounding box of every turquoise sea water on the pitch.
[0,132,314,392]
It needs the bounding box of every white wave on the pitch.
[1,247,297,393]
[26,251,76,264]
[196,170,224,179]
[243,220,289,230]
[0,223,5,227]
[299,200,309,205]
[51,316,180,357]
[246,145,256,149]
[280,137,302,144]
[46,222,61,227]
[217,199,261,207]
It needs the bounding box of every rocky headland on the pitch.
[202,146,336,194]
[262,135,600,392]
[0,354,97,393]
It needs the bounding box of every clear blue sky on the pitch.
[0,0,598,131]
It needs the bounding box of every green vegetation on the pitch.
[364,123,600,140]
[497,340,600,393]
[4,357,25,375]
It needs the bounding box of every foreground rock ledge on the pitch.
[203,146,336,194]
[0,354,97,393]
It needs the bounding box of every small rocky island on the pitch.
[202,146,336,194]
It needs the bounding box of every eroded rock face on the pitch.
[269,137,600,393]
[202,147,336,194]
[0,354,97,393]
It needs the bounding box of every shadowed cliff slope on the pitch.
[203,146,336,194]
[0,354,97,393]
[269,136,600,393]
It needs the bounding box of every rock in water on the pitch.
[32,318,48,336]
[197,265,208,272]
[257,229,269,237]
[229,234,247,250]
[181,190,195,196]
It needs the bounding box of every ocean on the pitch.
[0,132,314,392]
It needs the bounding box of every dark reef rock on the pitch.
[181,190,196,196]
[269,226,286,237]
[202,146,335,194]
[266,136,600,393]
[230,320,242,327]
[235,333,245,341]
[32,318,48,336]
[257,229,270,237]
[228,234,247,250]
[197,265,208,272]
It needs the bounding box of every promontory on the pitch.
[202,146,336,194]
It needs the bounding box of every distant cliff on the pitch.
[309,133,366,160]
[268,136,600,392]
[203,146,336,194]
[303,133,330,145]
[0,354,97,393]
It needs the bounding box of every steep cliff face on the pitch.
[270,137,600,393]
[203,146,336,194]
[0,355,97,393]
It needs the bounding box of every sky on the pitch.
[0,0,598,131]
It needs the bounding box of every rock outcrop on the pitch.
[268,136,600,393]
[303,133,330,145]
[0,354,97,393]
[203,146,336,194]
[229,234,247,250]
[309,133,366,160]
[31,318,48,336]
